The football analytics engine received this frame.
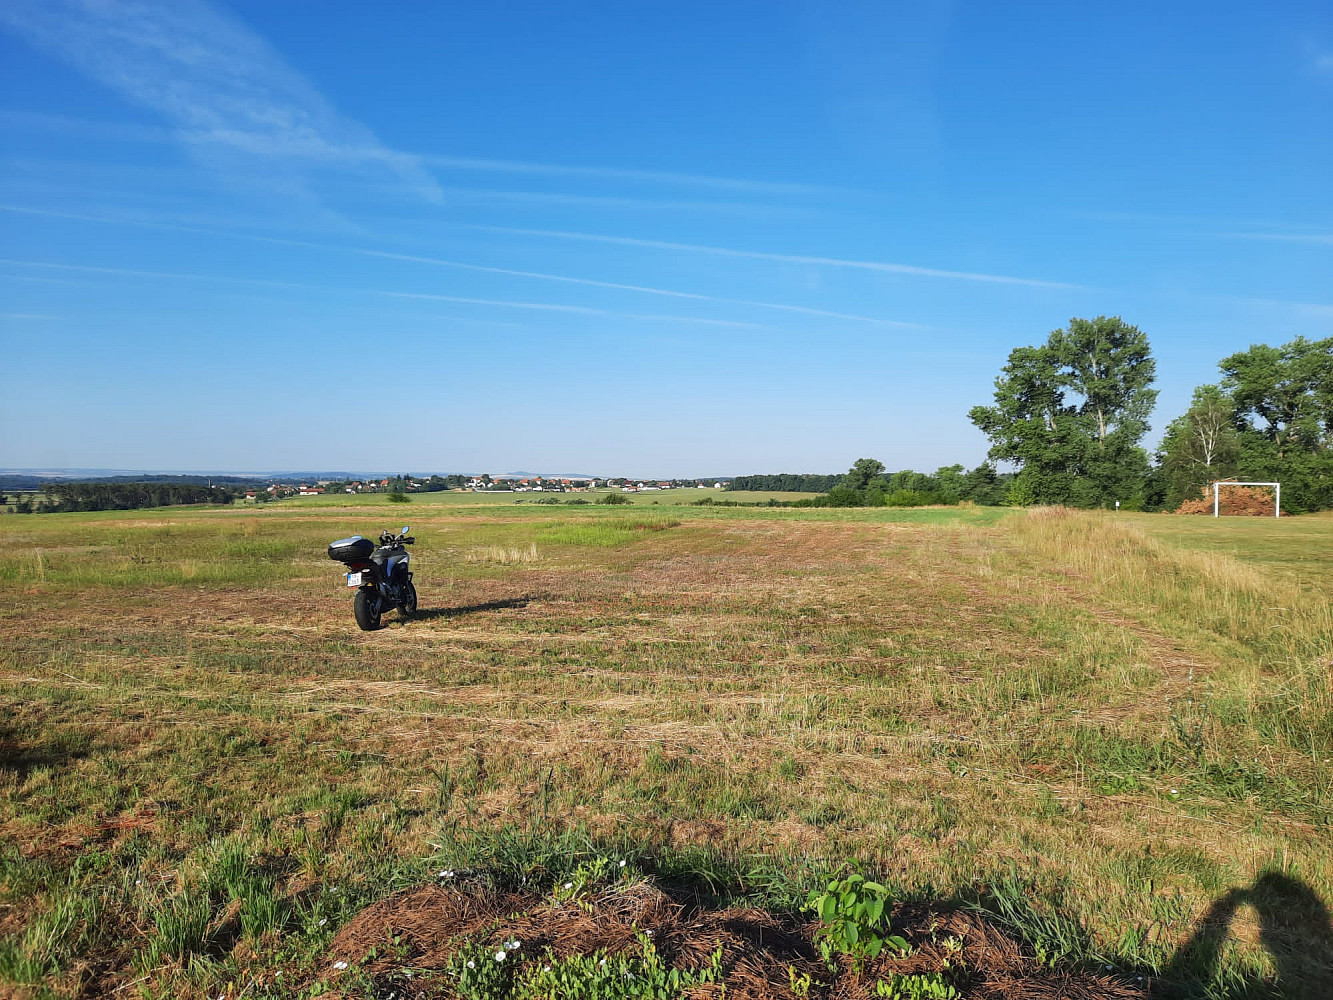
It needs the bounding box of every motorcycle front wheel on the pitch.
[399,580,417,616]
[354,589,382,631]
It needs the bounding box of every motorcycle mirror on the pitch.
[402,526,410,535]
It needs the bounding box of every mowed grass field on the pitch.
[2,497,1331,998]
[288,488,837,508]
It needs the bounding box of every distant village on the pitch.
[242,475,728,501]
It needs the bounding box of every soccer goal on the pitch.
[1212,481,1280,518]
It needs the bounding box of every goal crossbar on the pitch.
[1212,481,1281,518]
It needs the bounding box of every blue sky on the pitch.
[2,1,1330,477]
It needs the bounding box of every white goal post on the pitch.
[1212,481,1281,518]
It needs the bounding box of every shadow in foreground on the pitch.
[1159,873,1333,999]
[409,596,533,621]
[0,725,92,778]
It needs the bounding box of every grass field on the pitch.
[284,488,816,508]
[2,500,1331,998]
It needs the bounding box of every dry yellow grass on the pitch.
[0,505,1330,996]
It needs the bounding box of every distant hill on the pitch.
[491,471,601,480]
[0,469,383,489]
[0,469,738,490]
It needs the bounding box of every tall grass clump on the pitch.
[1009,510,1333,760]
[0,888,100,985]
[466,543,541,564]
[538,516,680,548]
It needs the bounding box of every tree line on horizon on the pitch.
[6,319,1329,515]
[737,319,1332,513]
[7,481,237,514]
[728,464,1009,507]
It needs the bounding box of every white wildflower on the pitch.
[318,918,327,926]
[495,950,507,962]
[467,961,475,969]
[333,960,348,970]
[619,859,627,867]
[506,939,521,950]
[563,882,573,890]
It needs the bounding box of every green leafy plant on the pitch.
[517,934,722,999]
[552,853,632,905]
[804,873,909,970]
[450,940,519,999]
[787,964,821,997]
[875,972,959,999]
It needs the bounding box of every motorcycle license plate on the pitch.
[346,572,362,587]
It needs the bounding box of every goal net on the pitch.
[1212,481,1280,518]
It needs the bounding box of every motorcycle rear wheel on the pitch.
[399,580,418,616]
[354,589,382,631]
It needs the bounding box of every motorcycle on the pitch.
[327,526,417,630]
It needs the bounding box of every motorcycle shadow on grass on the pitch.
[400,596,533,623]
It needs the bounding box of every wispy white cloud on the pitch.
[429,187,815,218]
[0,257,767,327]
[219,233,919,326]
[1216,293,1333,318]
[0,109,825,202]
[1303,38,1333,76]
[472,225,1080,290]
[0,204,923,326]
[415,153,823,196]
[0,1,441,202]
[1223,231,1333,246]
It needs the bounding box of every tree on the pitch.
[969,316,1157,507]
[1211,336,1333,512]
[1220,337,1333,458]
[1157,385,1240,509]
[1049,317,1156,445]
[841,458,886,492]
[932,465,966,504]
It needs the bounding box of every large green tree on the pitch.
[1220,336,1333,458]
[1156,384,1240,509]
[969,316,1157,507]
[1215,336,1333,511]
[841,458,886,491]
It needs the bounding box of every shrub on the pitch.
[883,490,936,508]
[804,873,908,970]
[597,493,631,505]
[823,485,864,508]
